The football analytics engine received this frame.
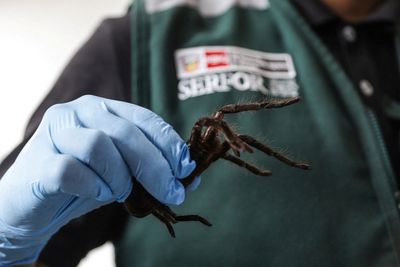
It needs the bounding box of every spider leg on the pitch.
[152,209,177,238]
[175,215,213,226]
[190,117,253,153]
[153,211,212,238]
[188,118,204,145]
[196,98,299,144]
[181,142,231,188]
[222,153,272,176]
[217,97,300,116]
[239,135,311,170]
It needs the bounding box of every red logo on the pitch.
[205,50,229,68]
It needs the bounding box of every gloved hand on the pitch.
[0,95,197,266]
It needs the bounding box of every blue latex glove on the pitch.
[0,95,197,265]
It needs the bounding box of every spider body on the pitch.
[124,97,310,237]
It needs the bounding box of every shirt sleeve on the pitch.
[0,10,132,267]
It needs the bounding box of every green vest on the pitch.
[117,0,400,266]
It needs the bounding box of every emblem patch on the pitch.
[175,46,299,100]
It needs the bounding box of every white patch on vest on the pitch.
[176,46,296,80]
[175,46,299,100]
[146,0,269,16]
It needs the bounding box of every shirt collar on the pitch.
[291,0,400,26]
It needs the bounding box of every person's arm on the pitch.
[0,12,133,267]
[0,95,196,266]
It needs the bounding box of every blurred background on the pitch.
[0,0,131,266]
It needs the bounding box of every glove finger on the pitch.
[73,100,185,205]
[39,154,113,202]
[74,96,196,179]
[50,127,132,202]
[105,100,196,178]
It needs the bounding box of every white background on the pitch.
[0,0,132,266]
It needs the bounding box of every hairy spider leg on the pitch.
[181,141,231,188]
[222,153,272,176]
[188,117,253,154]
[148,195,212,238]
[128,179,212,238]
[152,205,212,238]
[187,117,228,149]
[199,98,298,143]
[190,98,300,153]
[239,135,311,170]
[126,181,177,218]
[217,97,300,115]
[199,97,301,150]
[151,208,177,238]
[198,112,222,146]
[175,215,212,226]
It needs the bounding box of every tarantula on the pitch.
[124,97,310,237]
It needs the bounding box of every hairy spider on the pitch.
[124,97,310,237]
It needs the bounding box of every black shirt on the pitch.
[293,0,400,179]
[0,1,399,266]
